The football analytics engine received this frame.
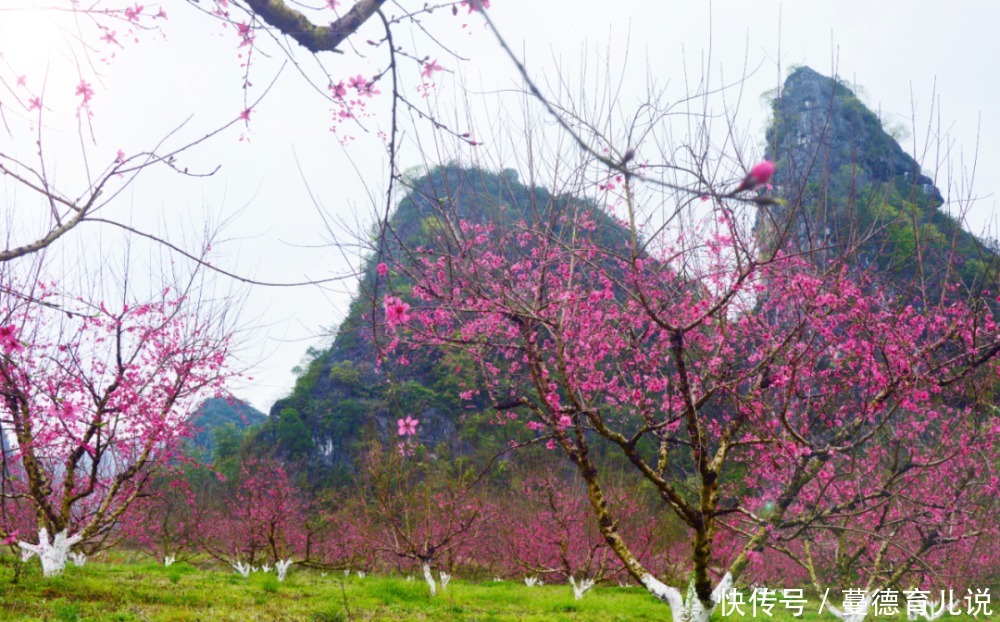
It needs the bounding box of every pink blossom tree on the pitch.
[0,272,236,576]
[754,398,998,621]
[121,470,204,565]
[378,151,1000,620]
[356,436,484,595]
[199,458,306,568]
[493,465,664,596]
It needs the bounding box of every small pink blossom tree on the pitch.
[199,458,306,568]
[0,278,235,577]
[357,435,484,595]
[121,470,204,565]
[493,466,663,594]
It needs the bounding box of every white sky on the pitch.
[1,0,998,414]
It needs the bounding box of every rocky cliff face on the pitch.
[761,66,996,289]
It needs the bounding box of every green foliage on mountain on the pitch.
[186,397,267,461]
[246,165,621,485]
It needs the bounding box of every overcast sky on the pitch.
[2,1,998,414]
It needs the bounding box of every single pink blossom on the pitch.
[239,107,252,122]
[116,149,126,164]
[384,296,411,327]
[397,415,419,436]
[460,0,490,12]
[330,81,347,99]
[0,325,23,354]
[376,262,389,277]
[732,160,776,194]
[124,3,143,22]
[421,59,443,79]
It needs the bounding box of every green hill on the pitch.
[187,397,267,460]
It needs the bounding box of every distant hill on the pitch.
[187,397,267,460]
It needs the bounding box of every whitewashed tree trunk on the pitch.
[827,595,873,622]
[422,562,437,596]
[908,601,945,621]
[638,572,734,622]
[569,576,595,600]
[164,556,176,567]
[69,552,87,567]
[18,529,83,577]
[233,561,251,578]
[439,572,451,591]
[275,559,293,582]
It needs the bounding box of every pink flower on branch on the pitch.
[460,0,491,12]
[75,80,95,106]
[329,81,347,99]
[384,296,410,328]
[124,3,144,22]
[348,74,380,98]
[0,325,23,354]
[731,160,776,194]
[421,59,443,80]
[236,21,254,46]
[376,262,389,277]
[397,415,419,436]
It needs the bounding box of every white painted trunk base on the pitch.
[569,576,595,600]
[275,559,293,582]
[639,572,734,622]
[422,563,437,596]
[18,529,83,578]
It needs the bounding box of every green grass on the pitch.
[0,554,995,621]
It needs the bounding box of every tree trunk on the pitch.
[422,562,437,596]
[18,529,83,578]
[638,572,734,622]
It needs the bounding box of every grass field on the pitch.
[0,554,996,621]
